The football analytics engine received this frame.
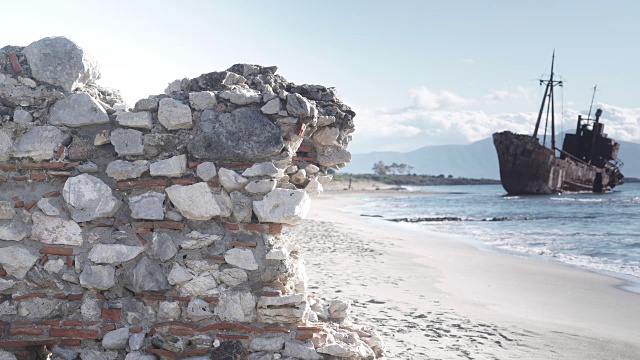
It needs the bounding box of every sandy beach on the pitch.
[290,188,640,359]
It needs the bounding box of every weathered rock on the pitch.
[128,332,146,351]
[242,162,280,177]
[218,168,249,192]
[0,350,17,360]
[305,164,320,174]
[43,258,65,274]
[317,343,374,358]
[0,130,12,161]
[143,133,180,157]
[196,161,217,181]
[158,301,181,321]
[0,217,28,242]
[49,92,109,127]
[282,340,323,360]
[305,179,323,197]
[0,301,17,316]
[80,265,116,290]
[312,126,339,146]
[167,263,194,285]
[51,346,79,360]
[16,297,58,319]
[23,36,99,92]
[245,179,277,194]
[88,244,144,264]
[130,257,170,293]
[116,111,153,129]
[81,295,101,321]
[111,128,144,156]
[0,201,15,220]
[253,189,311,225]
[158,98,193,130]
[102,327,130,350]
[31,211,83,245]
[125,353,156,360]
[151,232,179,261]
[230,191,253,222]
[0,279,16,291]
[0,246,38,279]
[180,231,221,250]
[150,154,187,177]
[219,268,248,286]
[317,145,351,167]
[134,98,159,111]
[106,160,149,180]
[291,169,307,185]
[224,248,258,271]
[317,115,336,127]
[129,191,165,220]
[189,91,217,110]
[265,248,289,261]
[63,174,120,222]
[329,299,351,320]
[165,182,222,220]
[317,174,333,185]
[94,130,111,145]
[186,298,215,321]
[13,109,32,123]
[188,107,284,161]
[219,88,261,105]
[260,97,281,114]
[180,271,219,296]
[80,348,118,360]
[257,294,308,324]
[286,93,317,118]
[249,336,285,352]
[36,198,60,216]
[222,72,246,86]
[13,125,68,161]
[215,290,256,322]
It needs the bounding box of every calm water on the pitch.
[351,183,640,292]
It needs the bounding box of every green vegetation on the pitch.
[334,173,500,186]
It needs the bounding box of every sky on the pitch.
[3,0,639,154]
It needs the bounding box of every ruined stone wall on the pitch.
[0,37,383,360]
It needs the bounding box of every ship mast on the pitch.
[533,51,563,149]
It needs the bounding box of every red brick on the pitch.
[53,176,69,183]
[87,321,101,326]
[153,221,184,230]
[296,325,325,331]
[295,122,307,136]
[203,297,219,302]
[0,268,5,276]
[55,145,66,159]
[24,200,37,211]
[295,332,314,341]
[66,256,74,269]
[206,180,220,188]
[148,348,177,360]
[0,340,56,348]
[41,162,66,169]
[12,293,46,301]
[116,179,167,189]
[297,145,312,153]
[171,177,198,185]
[262,291,281,297]
[0,164,18,171]
[12,176,28,182]
[223,223,240,231]
[301,157,317,163]
[208,255,225,261]
[63,162,81,168]
[198,323,263,334]
[171,296,191,302]
[66,294,83,301]
[182,349,209,356]
[48,171,72,177]
[53,294,67,299]
[101,324,116,333]
[40,246,73,256]
[14,201,24,208]
[62,320,83,327]
[136,234,148,245]
[141,295,165,301]
[43,191,61,198]
[9,53,21,73]
[39,254,49,266]
[265,327,291,333]
[93,221,114,227]
[269,224,283,235]
[168,327,194,336]
[96,293,107,299]
[11,196,19,201]
[130,326,143,333]
[101,308,121,322]
[242,223,265,232]
[151,321,198,330]
[135,228,152,234]
[18,163,43,170]
[59,339,82,347]
[188,159,202,168]
[36,320,61,326]
[9,328,43,335]
[49,328,99,339]
[230,240,257,247]
[216,334,249,340]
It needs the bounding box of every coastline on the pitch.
[292,190,640,359]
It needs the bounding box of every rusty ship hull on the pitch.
[493,131,617,195]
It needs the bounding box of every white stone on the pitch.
[291,169,307,185]
[0,217,28,242]
[224,248,258,271]
[180,271,219,296]
[186,298,215,321]
[214,290,256,322]
[328,299,351,320]
[312,126,339,145]
[129,191,165,220]
[0,130,12,161]
[63,174,121,222]
[17,76,36,88]
[214,189,233,218]
[36,198,60,216]
[253,189,311,225]
[242,162,281,177]
[151,233,179,262]
[116,111,153,129]
[283,340,323,360]
[81,296,101,321]
[88,244,145,264]
[94,130,111,145]
[317,175,333,185]
[222,72,247,85]
[158,301,181,321]
[81,349,118,360]
[189,91,217,110]
[257,294,309,324]
[218,168,249,191]
[219,268,248,286]
[0,202,15,220]
[286,93,317,118]
[111,128,144,156]
[102,327,130,350]
[0,350,16,360]
[317,145,351,167]
[219,88,261,105]
[230,191,252,223]
[249,336,285,352]
[164,79,182,94]
[0,278,16,291]
[165,182,222,220]
[245,179,277,194]
[13,126,67,161]
[167,263,194,285]
[13,109,33,123]
[80,265,116,290]
[150,154,187,177]
[43,259,65,274]
[17,297,58,319]
[305,164,320,174]
[31,211,83,245]
[0,301,17,316]
[106,160,149,180]
[158,98,193,130]
[196,162,217,181]
[317,115,336,127]
[261,97,281,114]
[181,231,222,250]
[305,179,323,197]
[265,248,289,261]
[129,332,146,352]
[185,260,219,272]
[49,92,109,127]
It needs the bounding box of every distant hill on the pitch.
[344,135,640,179]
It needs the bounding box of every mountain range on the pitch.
[343,134,640,179]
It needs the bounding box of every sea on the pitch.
[349,183,640,293]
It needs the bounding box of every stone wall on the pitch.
[0,37,383,360]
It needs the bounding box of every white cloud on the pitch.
[483,85,532,103]
[461,58,476,64]
[408,87,475,110]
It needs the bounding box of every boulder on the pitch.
[312,126,339,146]
[329,299,351,321]
[219,268,248,287]
[242,162,280,177]
[13,109,33,124]
[17,297,59,319]
[151,232,179,261]
[180,231,221,250]
[158,98,193,130]
[0,217,29,241]
[219,88,261,105]
[111,128,144,156]
[196,161,217,181]
[224,248,258,271]
[167,263,194,285]
[37,198,60,216]
[218,168,249,192]
[257,294,308,324]
[180,271,219,296]
[106,160,149,180]
[130,257,170,293]
[188,107,284,161]
[260,97,281,114]
[158,301,181,321]
[286,93,317,118]
[305,179,323,197]
[282,340,323,360]
[214,290,256,322]
[13,126,68,161]
[49,92,109,127]
[165,182,222,220]
[317,145,351,167]
[31,211,83,246]
[23,36,99,92]
[128,332,146,351]
[79,265,116,290]
[253,189,311,225]
[62,174,121,222]
[88,244,144,264]
[0,246,38,279]
[245,179,277,194]
[134,98,159,111]
[249,336,285,352]
[116,111,153,129]
[230,191,252,223]
[186,298,215,321]
[102,327,130,350]
[189,91,217,110]
[150,154,187,177]
[129,191,165,220]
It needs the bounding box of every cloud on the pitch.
[408,87,475,110]
[461,58,476,64]
[483,85,532,103]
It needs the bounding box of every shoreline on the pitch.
[293,192,640,359]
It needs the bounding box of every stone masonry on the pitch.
[0,37,383,360]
